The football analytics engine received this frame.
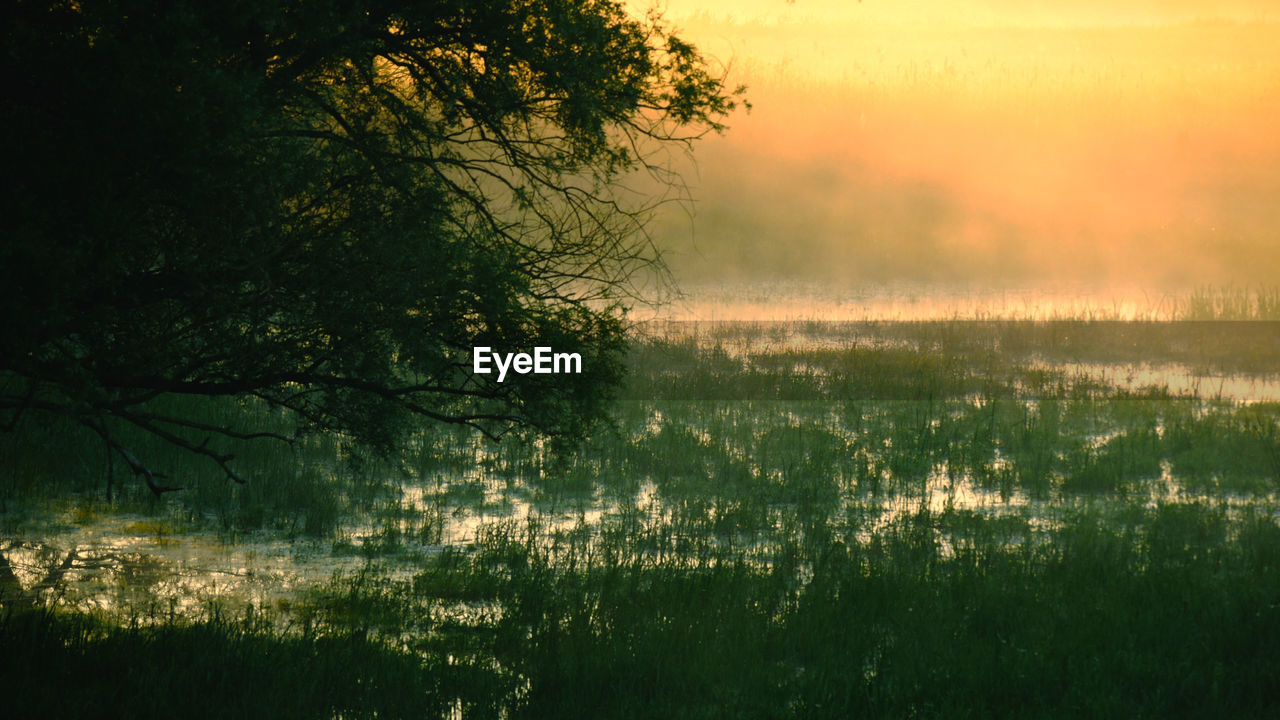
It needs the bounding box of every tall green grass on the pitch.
[3,318,1280,717]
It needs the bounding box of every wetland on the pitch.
[4,312,1280,718]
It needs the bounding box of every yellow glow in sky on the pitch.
[631,1,1280,290]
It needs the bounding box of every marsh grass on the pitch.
[3,318,1280,717]
[1179,286,1280,321]
[0,608,447,719]
[231,498,1280,719]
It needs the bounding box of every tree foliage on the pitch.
[0,0,742,493]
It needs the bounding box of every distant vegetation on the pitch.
[1177,286,1280,321]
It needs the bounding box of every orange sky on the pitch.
[627,1,1280,292]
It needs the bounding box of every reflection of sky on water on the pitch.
[1050,360,1280,404]
[1,512,369,620]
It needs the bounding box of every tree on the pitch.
[0,0,743,494]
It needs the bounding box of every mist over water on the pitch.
[644,280,1187,321]
[634,1,1280,315]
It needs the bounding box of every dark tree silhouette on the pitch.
[0,0,743,494]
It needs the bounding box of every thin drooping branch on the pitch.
[111,413,254,486]
[83,417,183,498]
[126,411,298,445]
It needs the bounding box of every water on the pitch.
[6,287,1279,624]
[1050,360,1280,404]
[1,509,366,619]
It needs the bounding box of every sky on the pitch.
[623,1,1280,310]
